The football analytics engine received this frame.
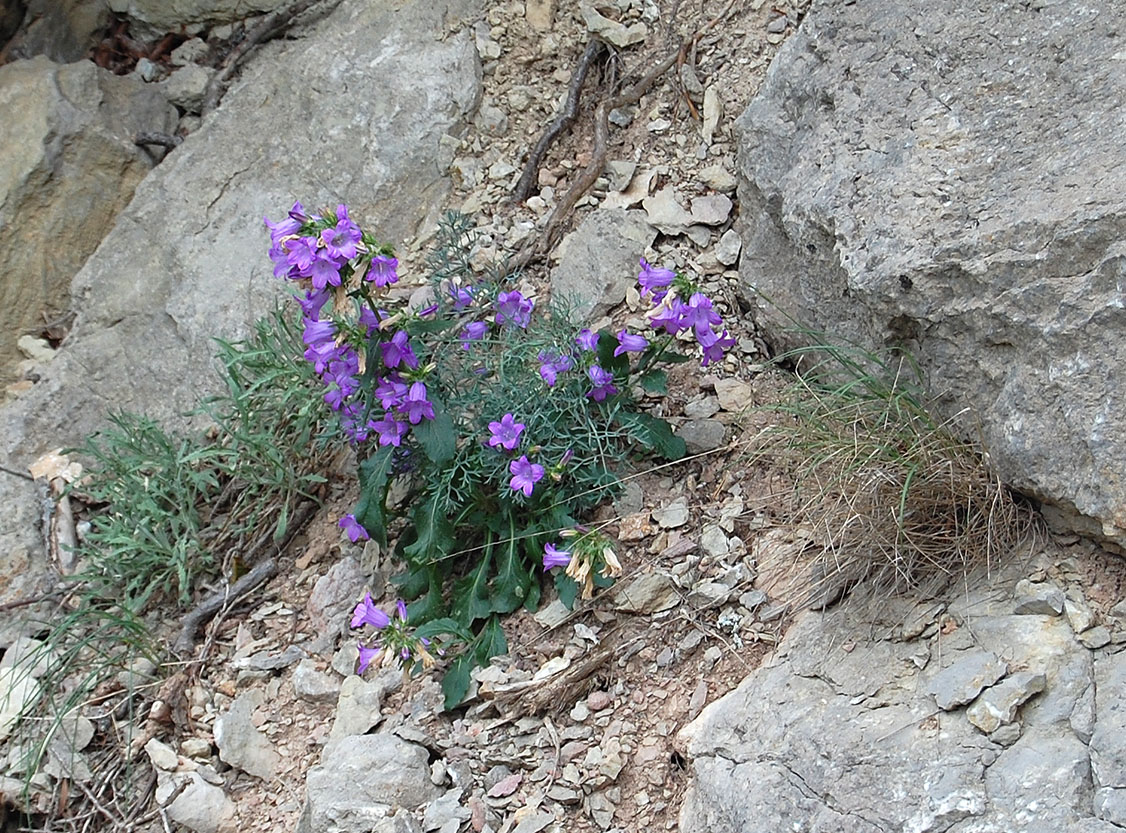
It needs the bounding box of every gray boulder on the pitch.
[298,734,441,833]
[0,0,481,628]
[734,0,1126,549]
[107,0,292,39]
[678,567,1112,833]
[0,55,176,387]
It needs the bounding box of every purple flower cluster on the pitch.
[495,290,534,329]
[538,350,576,386]
[266,202,383,291]
[350,595,436,674]
[640,259,736,367]
[266,202,437,445]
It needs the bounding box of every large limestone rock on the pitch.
[107,0,291,38]
[734,0,1126,549]
[0,0,482,637]
[678,561,1114,832]
[0,55,176,386]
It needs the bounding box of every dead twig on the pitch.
[512,39,607,203]
[512,0,740,269]
[171,557,279,657]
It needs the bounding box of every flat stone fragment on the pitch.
[156,771,237,833]
[214,692,280,780]
[293,658,342,703]
[1080,626,1112,650]
[550,208,656,321]
[926,650,1008,711]
[642,187,695,234]
[610,572,679,614]
[690,194,733,226]
[716,229,743,266]
[698,164,737,192]
[330,675,384,740]
[966,671,1047,733]
[677,419,728,453]
[699,525,731,558]
[687,581,731,609]
[714,378,753,412]
[654,498,690,529]
[1013,579,1066,615]
[580,4,647,48]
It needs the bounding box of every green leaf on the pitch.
[595,329,631,376]
[639,369,668,395]
[451,551,494,625]
[441,654,473,710]
[616,411,687,461]
[555,573,580,609]
[490,531,533,614]
[402,495,455,566]
[413,395,456,464]
[353,446,395,548]
[474,616,507,664]
[414,617,473,643]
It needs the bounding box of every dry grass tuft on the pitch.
[752,342,1032,608]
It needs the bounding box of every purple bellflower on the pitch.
[613,330,648,357]
[509,455,545,497]
[585,365,618,402]
[488,413,526,451]
[543,543,572,570]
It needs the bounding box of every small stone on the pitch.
[15,336,55,363]
[688,580,731,609]
[145,738,179,771]
[512,812,554,833]
[170,37,209,66]
[475,102,508,137]
[214,692,279,780]
[656,647,675,667]
[654,498,690,528]
[608,107,635,127]
[604,160,637,192]
[134,57,160,82]
[610,572,679,614]
[714,378,752,412]
[926,650,1007,711]
[966,671,1047,733]
[587,791,617,828]
[690,194,733,226]
[293,659,342,703]
[156,772,236,833]
[699,525,730,559]
[688,680,708,717]
[533,598,571,628]
[571,701,591,722]
[643,187,694,235]
[703,646,723,668]
[1079,625,1111,649]
[619,511,653,541]
[181,738,212,760]
[587,690,613,712]
[423,787,470,831]
[739,590,768,611]
[525,0,554,30]
[330,675,384,739]
[161,64,213,113]
[1013,579,1066,615]
[1063,596,1096,634]
[766,14,788,33]
[677,419,727,453]
[115,656,158,690]
[683,396,720,419]
[581,4,647,48]
[484,764,513,791]
[715,229,743,266]
[0,669,40,742]
[698,165,737,192]
[990,722,1022,746]
[701,87,721,145]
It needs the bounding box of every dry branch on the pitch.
[512,39,607,202]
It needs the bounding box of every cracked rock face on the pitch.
[733,0,1126,549]
[0,0,483,633]
[676,568,1124,833]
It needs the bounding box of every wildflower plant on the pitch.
[264,206,735,706]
